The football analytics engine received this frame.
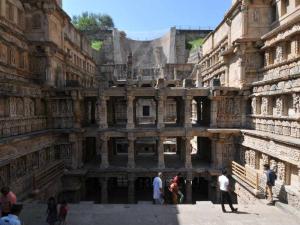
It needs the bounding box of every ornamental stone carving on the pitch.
[293,93,300,114]
[261,97,268,115]
[251,97,257,115]
[277,161,286,182]
[275,97,283,116]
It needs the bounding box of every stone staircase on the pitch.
[19,201,300,225]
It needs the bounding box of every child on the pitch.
[58,200,68,225]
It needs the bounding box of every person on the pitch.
[153,172,164,205]
[169,179,179,204]
[173,173,184,203]
[0,204,22,225]
[46,197,58,225]
[218,169,238,213]
[264,164,277,205]
[0,187,17,217]
[58,200,68,225]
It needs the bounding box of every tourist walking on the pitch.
[0,204,23,225]
[173,173,184,203]
[218,169,238,213]
[0,187,17,217]
[153,172,164,205]
[169,179,179,204]
[58,200,68,225]
[264,164,277,205]
[46,197,58,225]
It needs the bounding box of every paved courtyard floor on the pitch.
[20,201,300,225]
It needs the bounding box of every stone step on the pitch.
[137,201,153,204]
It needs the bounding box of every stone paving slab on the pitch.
[20,202,300,225]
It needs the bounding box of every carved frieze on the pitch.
[241,134,300,165]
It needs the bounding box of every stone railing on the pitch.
[0,116,47,138]
[248,116,300,138]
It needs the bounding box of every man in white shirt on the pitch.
[218,169,237,213]
[153,172,164,205]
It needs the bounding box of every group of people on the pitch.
[153,164,277,212]
[0,186,22,225]
[0,186,68,225]
[153,172,184,205]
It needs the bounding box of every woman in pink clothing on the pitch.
[0,187,17,217]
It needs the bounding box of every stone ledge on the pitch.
[241,129,300,147]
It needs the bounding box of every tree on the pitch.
[72,12,114,31]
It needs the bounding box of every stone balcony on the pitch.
[248,115,300,138]
[0,116,47,138]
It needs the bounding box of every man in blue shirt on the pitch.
[0,204,22,225]
[264,164,277,205]
[153,172,164,205]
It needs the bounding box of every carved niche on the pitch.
[251,97,257,115]
[261,97,268,115]
[277,161,286,182]
[293,93,300,114]
[275,97,283,116]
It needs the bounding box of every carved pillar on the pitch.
[127,134,135,168]
[100,135,109,168]
[157,95,165,129]
[185,136,192,169]
[298,165,300,191]
[127,96,135,129]
[184,95,192,128]
[241,97,247,127]
[69,133,78,169]
[128,173,135,204]
[210,97,217,128]
[185,172,193,204]
[99,96,108,129]
[72,91,82,129]
[45,97,53,129]
[210,136,218,169]
[158,137,165,169]
[35,98,42,116]
[100,178,108,204]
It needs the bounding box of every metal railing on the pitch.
[232,161,259,191]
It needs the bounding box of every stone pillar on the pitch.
[185,172,193,204]
[210,97,217,128]
[210,136,218,169]
[158,137,165,169]
[128,173,135,204]
[72,93,82,129]
[69,133,78,169]
[99,96,108,129]
[100,135,109,168]
[184,95,192,128]
[297,165,300,191]
[127,134,135,168]
[157,95,165,129]
[100,178,108,204]
[35,98,42,116]
[241,97,247,128]
[127,96,135,129]
[185,137,192,169]
[215,139,224,169]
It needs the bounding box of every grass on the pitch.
[91,40,103,51]
[186,38,205,51]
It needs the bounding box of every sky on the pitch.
[63,0,232,40]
